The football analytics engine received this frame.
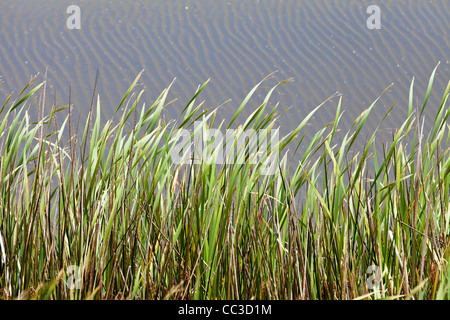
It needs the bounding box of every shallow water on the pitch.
[0,0,448,140]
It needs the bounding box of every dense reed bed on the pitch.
[0,65,449,300]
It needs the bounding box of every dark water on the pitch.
[0,0,449,140]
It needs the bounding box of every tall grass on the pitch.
[0,65,449,300]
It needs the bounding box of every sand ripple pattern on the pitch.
[0,0,448,135]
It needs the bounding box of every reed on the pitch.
[0,65,449,300]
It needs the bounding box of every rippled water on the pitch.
[0,0,448,139]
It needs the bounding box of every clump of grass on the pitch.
[0,64,449,300]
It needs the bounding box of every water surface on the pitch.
[0,0,448,140]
